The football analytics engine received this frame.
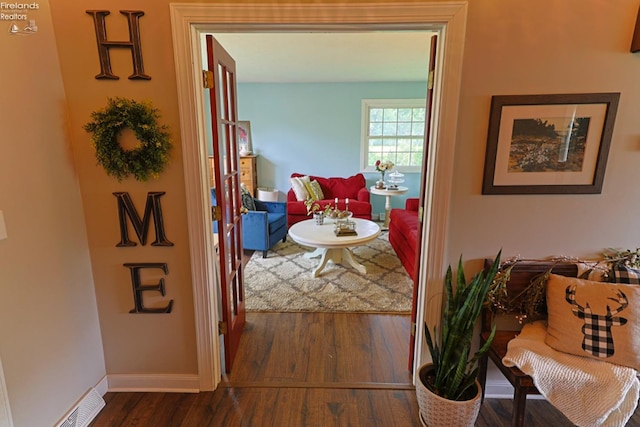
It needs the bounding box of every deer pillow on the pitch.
[545,274,640,370]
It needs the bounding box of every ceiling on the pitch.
[209,32,434,83]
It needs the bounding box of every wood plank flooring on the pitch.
[89,312,640,426]
[226,313,413,386]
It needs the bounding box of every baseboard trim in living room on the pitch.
[106,373,200,393]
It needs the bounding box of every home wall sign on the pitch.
[115,192,174,314]
[113,191,173,247]
[86,10,150,80]
[84,97,171,182]
[124,263,173,313]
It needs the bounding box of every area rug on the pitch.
[243,232,413,313]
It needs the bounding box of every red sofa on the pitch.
[287,173,372,227]
[389,198,419,281]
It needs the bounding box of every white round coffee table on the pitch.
[288,218,381,277]
[370,185,408,230]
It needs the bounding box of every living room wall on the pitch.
[237,82,424,215]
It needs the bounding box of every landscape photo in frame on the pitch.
[482,93,620,195]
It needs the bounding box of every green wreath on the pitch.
[84,97,172,182]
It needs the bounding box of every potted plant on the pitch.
[416,251,501,427]
[304,198,332,225]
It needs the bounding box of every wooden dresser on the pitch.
[208,155,257,195]
[240,155,257,196]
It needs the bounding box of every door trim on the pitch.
[169,1,468,390]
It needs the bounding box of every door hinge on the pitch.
[202,70,214,89]
[418,206,423,223]
[411,322,417,337]
[218,321,228,335]
[427,70,435,90]
[211,205,222,222]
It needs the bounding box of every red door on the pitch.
[409,34,438,371]
[205,35,245,372]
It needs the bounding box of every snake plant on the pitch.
[423,250,501,401]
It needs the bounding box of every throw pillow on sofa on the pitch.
[308,180,324,200]
[545,273,640,370]
[290,175,310,201]
[240,184,256,211]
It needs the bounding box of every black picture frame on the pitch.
[482,93,620,195]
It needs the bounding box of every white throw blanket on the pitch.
[502,321,640,427]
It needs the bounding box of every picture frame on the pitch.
[237,120,253,155]
[482,93,620,195]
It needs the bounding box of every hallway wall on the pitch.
[0,2,106,426]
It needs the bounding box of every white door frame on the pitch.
[169,1,468,390]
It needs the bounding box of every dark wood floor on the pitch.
[88,311,640,426]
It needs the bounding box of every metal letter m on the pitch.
[113,192,174,247]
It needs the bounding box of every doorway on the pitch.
[169,1,468,391]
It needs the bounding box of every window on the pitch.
[362,99,426,173]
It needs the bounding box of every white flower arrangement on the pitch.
[375,159,394,172]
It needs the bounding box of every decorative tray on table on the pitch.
[334,215,357,236]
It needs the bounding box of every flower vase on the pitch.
[313,212,324,225]
[376,172,386,189]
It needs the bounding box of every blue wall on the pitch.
[237,81,426,217]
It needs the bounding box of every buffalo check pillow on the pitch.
[545,274,640,370]
[612,264,640,284]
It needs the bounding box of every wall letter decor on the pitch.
[114,192,174,247]
[85,10,151,80]
[123,263,173,313]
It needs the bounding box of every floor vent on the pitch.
[56,388,105,427]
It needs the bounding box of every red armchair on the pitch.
[389,198,419,281]
[287,173,372,227]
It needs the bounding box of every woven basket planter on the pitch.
[416,364,482,427]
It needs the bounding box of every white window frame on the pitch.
[361,98,426,173]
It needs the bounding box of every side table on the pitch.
[370,186,408,230]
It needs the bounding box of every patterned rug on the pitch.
[243,232,413,313]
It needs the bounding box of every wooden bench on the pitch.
[477,260,578,427]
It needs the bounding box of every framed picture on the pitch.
[237,120,253,154]
[482,93,620,195]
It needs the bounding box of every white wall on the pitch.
[0,2,106,426]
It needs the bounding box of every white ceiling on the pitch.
[209,32,434,83]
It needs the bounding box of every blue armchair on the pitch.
[211,188,288,258]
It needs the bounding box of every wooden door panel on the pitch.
[409,34,438,372]
[206,35,245,372]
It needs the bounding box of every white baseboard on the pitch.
[484,379,515,399]
[94,376,108,397]
[55,380,107,427]
[484,379,544,400]
[106,374,200,393]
